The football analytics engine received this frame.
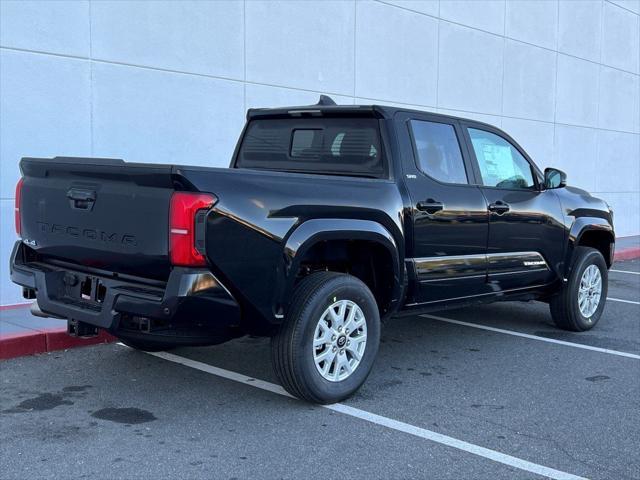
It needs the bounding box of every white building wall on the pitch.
[1,0,639,304]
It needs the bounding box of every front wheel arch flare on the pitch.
[568,219,614,273]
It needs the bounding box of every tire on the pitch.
[117,337,175,352]
[271,272,381,404]
[550,246,608,331]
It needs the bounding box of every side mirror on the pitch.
[544,167,566,189]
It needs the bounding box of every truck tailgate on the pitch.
[19,157,175,279]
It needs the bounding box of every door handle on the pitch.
[488,201,510,215]
[417,199,444,214]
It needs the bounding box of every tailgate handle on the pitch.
[67,188,96,210]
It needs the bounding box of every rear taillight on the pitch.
[15,177,24,237]
[169,192,216,267]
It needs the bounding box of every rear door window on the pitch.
[236,118,386,178]
[409,120,468,184]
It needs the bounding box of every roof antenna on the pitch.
[316,95,337,106]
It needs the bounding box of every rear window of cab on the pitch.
[236,117,387,178]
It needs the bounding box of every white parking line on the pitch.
[611,269,640,275]
[136,348,586,480]
[608,297,640,305]
[422,314,640,360]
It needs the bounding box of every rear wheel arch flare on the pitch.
[281,219,403,318]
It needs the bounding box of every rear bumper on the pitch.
[10,241,241,345]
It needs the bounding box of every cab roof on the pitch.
[246,95,495,130]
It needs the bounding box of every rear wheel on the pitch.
[271,272,380,404]
[550,246,608,331]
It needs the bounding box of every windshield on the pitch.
[235,117,386,178]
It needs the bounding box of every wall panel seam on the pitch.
[499,0,506,117]
[89,0,94,156]
[605,0,640,17]
[353,0,357,98]
[2,25,639,78]
[1,41,636,135]
[372,1,639,76]
[552,0,560,163]
[242,0,246,114]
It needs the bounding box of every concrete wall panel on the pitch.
[91,0,244,79]
[356,1,438,106]
[245,0,355,95]
[438,22,504,114]
[92,63,244,168]
[506,0,558,50]
[0,50,91,199]
[0,0,638,304]
[0,0,90,57]
[555,54,600,128]
[440,0,506,35]
[502,40,556,122]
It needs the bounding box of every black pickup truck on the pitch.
[10,96,615,403]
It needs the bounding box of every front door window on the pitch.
[467,128,535,189]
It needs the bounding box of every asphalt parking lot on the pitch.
[1,260,638,480]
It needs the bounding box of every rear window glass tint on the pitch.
[236,117,386,178]
[291,129,322,157]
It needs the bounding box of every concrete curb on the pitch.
[614,247,640,261]
[0,306,115,361]
[0,327,115,360]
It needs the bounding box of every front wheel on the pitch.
[550,246,608,331]
[271,272,381,404]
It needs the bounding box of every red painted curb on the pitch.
[0,331,47,360]
[614,247,640,261]
[0,302,32,311]
[46,329,115,352]
[0,328,115,361]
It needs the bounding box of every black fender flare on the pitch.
[565,217,615,275]
[277,218,404,317]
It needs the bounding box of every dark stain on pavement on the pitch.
[3,386,94,414]
[91,407,157,424]
[380,379,403,389]
[470,404,505,410]
[62,385,93,393]
[2,393,73,413]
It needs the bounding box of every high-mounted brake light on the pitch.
[15,177,24,237]
[169,192,216,266]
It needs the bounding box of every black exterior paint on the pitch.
[10,103,615,344]
[395,111,490,303]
